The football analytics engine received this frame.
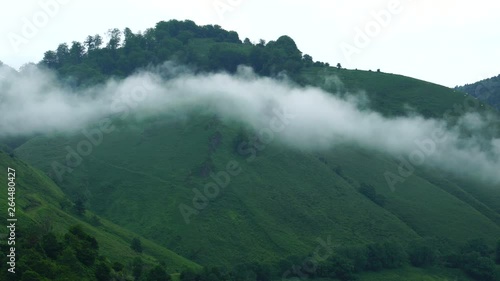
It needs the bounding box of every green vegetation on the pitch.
[39,19,329,87]
[132,237,144,253]
[173,239,499,281]
[2,19,500,280]
[0,151,200,280]
[457,74,500,110]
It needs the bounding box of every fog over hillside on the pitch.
[1,63,500,185]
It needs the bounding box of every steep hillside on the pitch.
[14,68,500,266]
[301,67,492,118]
[0,150,200,279]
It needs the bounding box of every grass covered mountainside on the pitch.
[2,20,500,280]
[0,150,200,280]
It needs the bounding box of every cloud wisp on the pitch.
[1,63,499,186]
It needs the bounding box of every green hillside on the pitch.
[2,19,500,281]
[300,67,491,118]
[0,150,200,280]
[13,98,500,266]
[12,68,500,281]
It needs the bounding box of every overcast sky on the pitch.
[1,0,499,87]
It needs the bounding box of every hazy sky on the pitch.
[1,0,499,87]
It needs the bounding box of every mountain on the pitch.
[456,74,500,110]
[2,19,500,281]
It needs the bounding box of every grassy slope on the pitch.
[14,118,420,265]
[285,63,498,226]
[300,67,491,118]
[0,150,200,272]
[13,67,500,269]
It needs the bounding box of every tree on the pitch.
[123,27,136,47]
[408,241,437,267]
[41,232,63,259]
[358,183,385,206]
[338,246,368,272]
[462,252,495,281]
[302,54,313,66]
[266,36,303,75]
[177,30,195,44]
[146,265,171,281]
[56,43,70,66]
[41,51,58,68]
[65,225,99,266]
[133,257,144,280]
[208,45,248,72]
[20,270,44,281]
[84,35,95,52]
[250,263,271,281]
[113,262,124,272]
[366,242,407,271]
[94,34,103,49]
[249,47,271,75]
[274,36,301,57]
[69,41,85,64]
[95,262,112,281]
[366,243,385,271]
[131,237,143,253]
[106,28,121,50]
[19,63,37,73]
[330,255,356,281]
[180,269,198,281]
[382,241,407,268]
[74,199,85,216]
[337,63,342,69]
[462,239,490,257]
[84,34,103,53]
[225,31,241,43]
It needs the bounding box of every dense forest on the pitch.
[39,19,329,87]
[3,219,500,280]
